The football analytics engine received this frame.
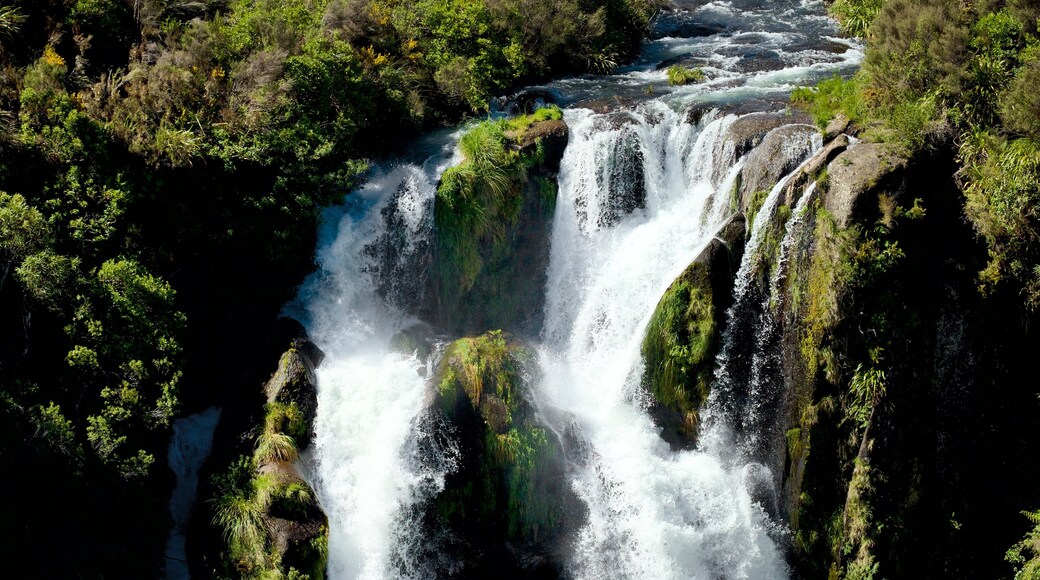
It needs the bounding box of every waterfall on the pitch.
[294,0,864,576]
[535,103,787,579]
[295,152,461,579]
[164,407,221,580]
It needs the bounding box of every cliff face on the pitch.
[430,109,569,337]
[639,105,1040,577]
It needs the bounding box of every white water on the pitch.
[536,103,788,579]
[294,149,460,579]
[164,407,221,580]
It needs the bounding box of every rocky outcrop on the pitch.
[823,142,909,228]
[599,123,646,228]
[726,112,796,159]
[737,124,819,213]
[642,214,745,448]
[432,109,567,336]
[433,330,578,576]
[209,330,329,579]
[263,335,324,447]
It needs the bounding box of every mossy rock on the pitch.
[433,331,574,571]
[431,108,566,336]
[642,216,744,448]
[263,336,324,450]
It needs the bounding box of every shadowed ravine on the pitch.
[291,1,862,577]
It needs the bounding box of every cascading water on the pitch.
[535,103,788,579]
[293,150,462,579]
[295,0,863,577]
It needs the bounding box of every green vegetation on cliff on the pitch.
[641,259,717,442]
[798,0,1040,307]
[786,4,1040,573]
[435,331,565,551]
[434,107,564,333]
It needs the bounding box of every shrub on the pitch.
[666,64,704,85]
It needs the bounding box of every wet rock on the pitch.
[738,124,819,212]
[518,119,569,172]
[433,331,579,575]
[724,112,803,159]
[781,134,850,206]
[823,143,909,229]
[599,124,647,228]
[390,322,435,365]
[642,214,745,448]
[574,95,639,114]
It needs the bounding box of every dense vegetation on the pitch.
[788,0,1040,578]
[0,0,656,576]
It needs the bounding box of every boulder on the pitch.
[824,113,851,141]
[642,214,745,448]
[823,143,909,229]
[726,112,796,159]
[434,331,578,574]
[738,124,819,213]
[263,336,324,449]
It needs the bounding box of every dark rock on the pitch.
[390,322,435,365]
[598,124,647,228]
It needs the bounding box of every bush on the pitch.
[666,64,704,85]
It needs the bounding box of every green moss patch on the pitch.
[434,330,565,544]
[641,261,717,443]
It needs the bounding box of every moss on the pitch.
[487,426,559,539]
[745,189,770,233]
[435,330,527,428]
[667,65,705,85]
[641,260,716,441]
[433,108,561,332]
[434,331,565,544]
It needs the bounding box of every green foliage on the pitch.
[846,362,886,430]
[436,331,564,543]
[211,457,272,572]
[437,330,524,416]
[0,192,49,285]
[486,426,558,538]
[0,5,25,43]
[434,108,559,325]
[641,260,716,439]
[666,65,704,85]
[830,0,883,37]
[15,251,80,311]
[791,74,867,130]
[960,132,1040,307]
[266,400,307,441]
[1008,510,1040,580]
[256,430,300,463]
